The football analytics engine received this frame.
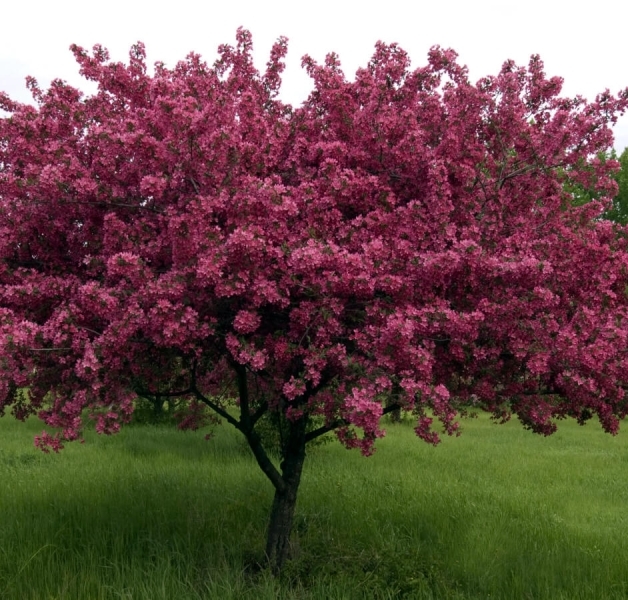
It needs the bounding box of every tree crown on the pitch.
[1,29,628,453]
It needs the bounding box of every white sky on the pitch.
[2,0,627,151]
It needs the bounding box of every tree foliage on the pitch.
[605,147,628,224]
[1,29,628,571]
[564,146,628,224]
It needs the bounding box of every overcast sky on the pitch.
[2,0,627,150]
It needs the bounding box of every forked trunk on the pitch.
[234,364,311,574]
[264,419,307,574]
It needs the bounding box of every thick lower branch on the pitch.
[246,428,286,493]
[231,365,286,493]
[235,363,252,430]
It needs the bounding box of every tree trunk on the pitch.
[265,476,301,573]
[264,419,307,574]
[386,394,401,423]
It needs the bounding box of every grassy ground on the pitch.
[0,412,627,599]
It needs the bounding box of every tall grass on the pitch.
[1,413,627,599]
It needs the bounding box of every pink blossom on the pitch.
[233,310,261,334]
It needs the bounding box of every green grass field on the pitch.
[1,413,627,599]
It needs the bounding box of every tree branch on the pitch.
[29,347,71,352]
[192,387,241,429]
[233,363,286,493]
[134,385,193,398]
[235,363,252,430]
[188,177,200,194]
[250,400,269,426]
[54,197,163,214]
[304,401,403,443]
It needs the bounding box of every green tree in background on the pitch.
[566,147,628,224]
[605,147,628,224]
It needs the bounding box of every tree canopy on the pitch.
[1,29,628,571]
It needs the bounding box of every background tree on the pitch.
[605,147,628,224]
[564,146,628,224]
[1,30,628,573]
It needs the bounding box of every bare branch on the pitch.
[189,177,200,194]
[29,347,71,352]
[134,385,193,398]
[192,387,240,429]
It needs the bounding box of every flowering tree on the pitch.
[1,29,628,572]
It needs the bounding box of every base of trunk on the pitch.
[265,488,298,573]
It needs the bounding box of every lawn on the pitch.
[1,412,627,599]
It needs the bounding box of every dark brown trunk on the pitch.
[386,394,401,423]
[265,478,300,573]
[233,363,311,575]
[264,418,307,574]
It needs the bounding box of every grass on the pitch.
[1,412,627,599]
